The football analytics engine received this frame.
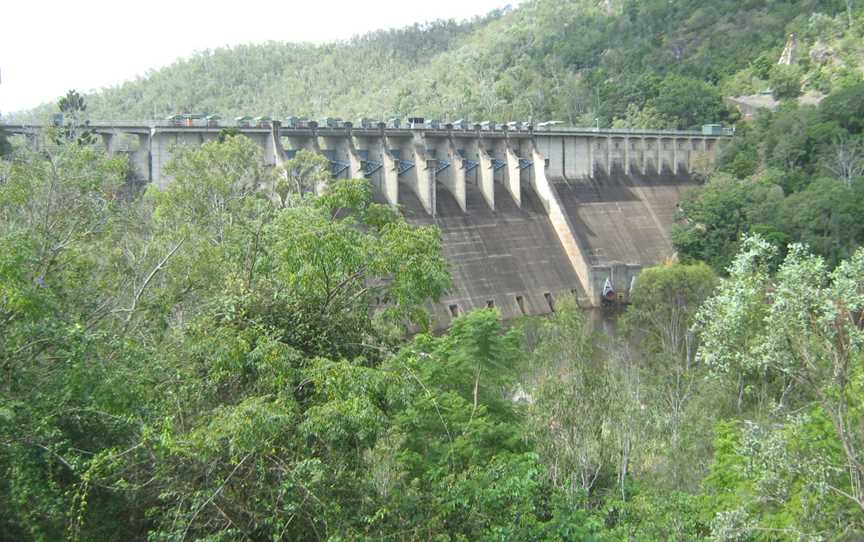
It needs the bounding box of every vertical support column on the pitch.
[150,130,169,189]
[641,137,648,175]
[504,144,522,207]
[435,138,468,213]
[411,134,435,216]
[672,138,679,175]
[100,132,116,154]
[606,135,613,175]
[587,135,595,178]
[687,137,694,174]
[268,123,285,166]
[656,136,663,175]
[381,147,400,207]
[131,133,152,182]
[347,137,364,180]
[477,147,497,210]
[24,131,40,151]
[623,136,630,176]
[310,132,330,196]
[261,123,280,167]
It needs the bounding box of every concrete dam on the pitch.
[3,121,728,326]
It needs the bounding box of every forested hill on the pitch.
[18,0,863,128]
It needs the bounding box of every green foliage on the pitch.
[779,177,864,267]
[55,89,96,145]
[770,64,804,100]
[751,53,775,80]
[676,82,864,272]
[697,238,864,536]
[0,128,11,157]
[819,81,864,133]
[672,174,784,271]
[0,136,459,540]
[276,148,330,204]
[649,75,728,129]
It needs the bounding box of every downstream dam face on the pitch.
[3,121,728,327]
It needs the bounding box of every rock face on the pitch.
[727,91,825,121]
[778,33,798,65]
[809,41,834,65]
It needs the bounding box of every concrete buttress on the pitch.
[381,147,401,207]
[401,133,434,215]
[439,136,467,212]
[504,144,522,207]
[528,144,595,301]
[477,147,497,210]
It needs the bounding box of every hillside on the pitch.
[17,0,863,129]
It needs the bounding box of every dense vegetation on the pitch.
[3,0,864,540]
[673,81,864,272]
[13,0,861,129]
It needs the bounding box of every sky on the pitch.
[0,0,516,114]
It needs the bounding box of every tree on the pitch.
[648,75,728,129]
[820,82,864,134]
[0,143,135,539]
[769,65,803,100]
[276,149,331,205]
[672,173,784,272]
[623,262,718,489]
[697,238,864,536]
[824,133,864,187]
[0,132,462,540]
[750,53,774,80]
[612,103,671,130]
[780,177,864,268]
[56,89,95,145]
[524,297,646,501]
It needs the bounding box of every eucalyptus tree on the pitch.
[623,262,718,490]
[698,236,864,537]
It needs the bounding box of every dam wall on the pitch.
[2,121,728,326]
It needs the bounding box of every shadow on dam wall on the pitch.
[552,166,695,268]
[391,166,697,329]
[398,181,582,327]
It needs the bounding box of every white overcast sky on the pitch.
[0,0,515,114]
